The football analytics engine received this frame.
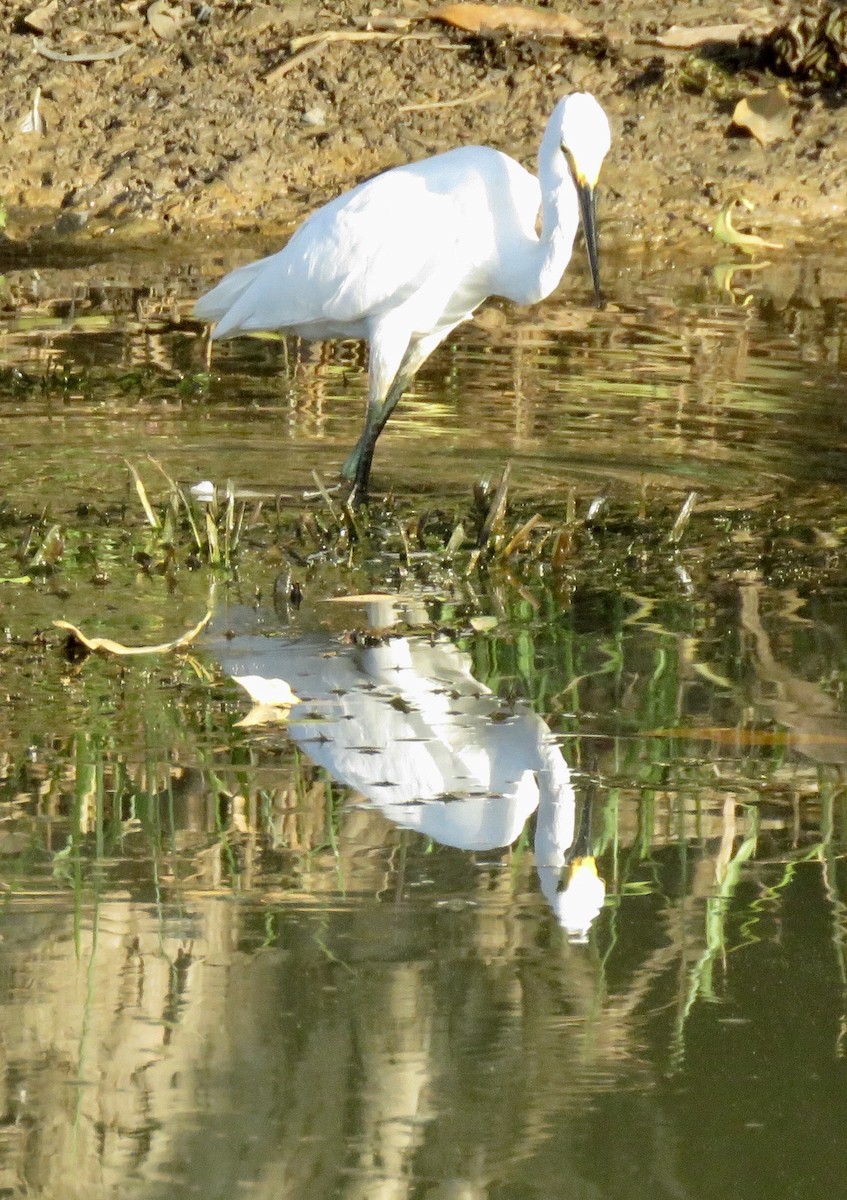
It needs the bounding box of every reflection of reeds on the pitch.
[1,596,847,1195]
[1,588,844,905]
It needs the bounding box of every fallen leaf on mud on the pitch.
[731,88,794,145]
[430,4,592,39]
[23,0,58,33]
[53,611,212,656]
[713,198,784,255]
[147,0,184,40]
[653,22,747,48]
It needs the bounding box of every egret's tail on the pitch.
[194,259,269,339]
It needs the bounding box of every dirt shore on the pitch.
[0,0,845,259]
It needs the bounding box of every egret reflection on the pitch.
[210,597,606,939]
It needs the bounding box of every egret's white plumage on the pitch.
[195,92,612,495]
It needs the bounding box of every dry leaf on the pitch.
[53,610,212,656]
[731,88,793,145]
[430,4,592,40]
[654,22,747,48]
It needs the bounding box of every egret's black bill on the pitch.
[577,182,601,308]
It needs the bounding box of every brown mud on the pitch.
[0,0,845,267]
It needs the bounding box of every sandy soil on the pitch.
[0,0,845,259]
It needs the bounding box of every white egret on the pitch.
[194,92,611,496]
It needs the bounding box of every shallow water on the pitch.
[2,245,847,1199]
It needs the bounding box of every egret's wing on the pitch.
[311,168,467,322]
[196,149,523,340]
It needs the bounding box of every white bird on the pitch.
[194,93,611,496]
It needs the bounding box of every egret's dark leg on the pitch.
[342,367,415,495]
[340,331,414,487]
[341,336,421,488]
[339,382,398,483]
[342,325,458,498]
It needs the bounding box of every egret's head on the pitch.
[558,92,611,189]
[554,93,611,307]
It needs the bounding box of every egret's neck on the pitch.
[508,122,580,308]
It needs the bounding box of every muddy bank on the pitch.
[0,1,845,261]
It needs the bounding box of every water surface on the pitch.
[1,245,847,1199]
